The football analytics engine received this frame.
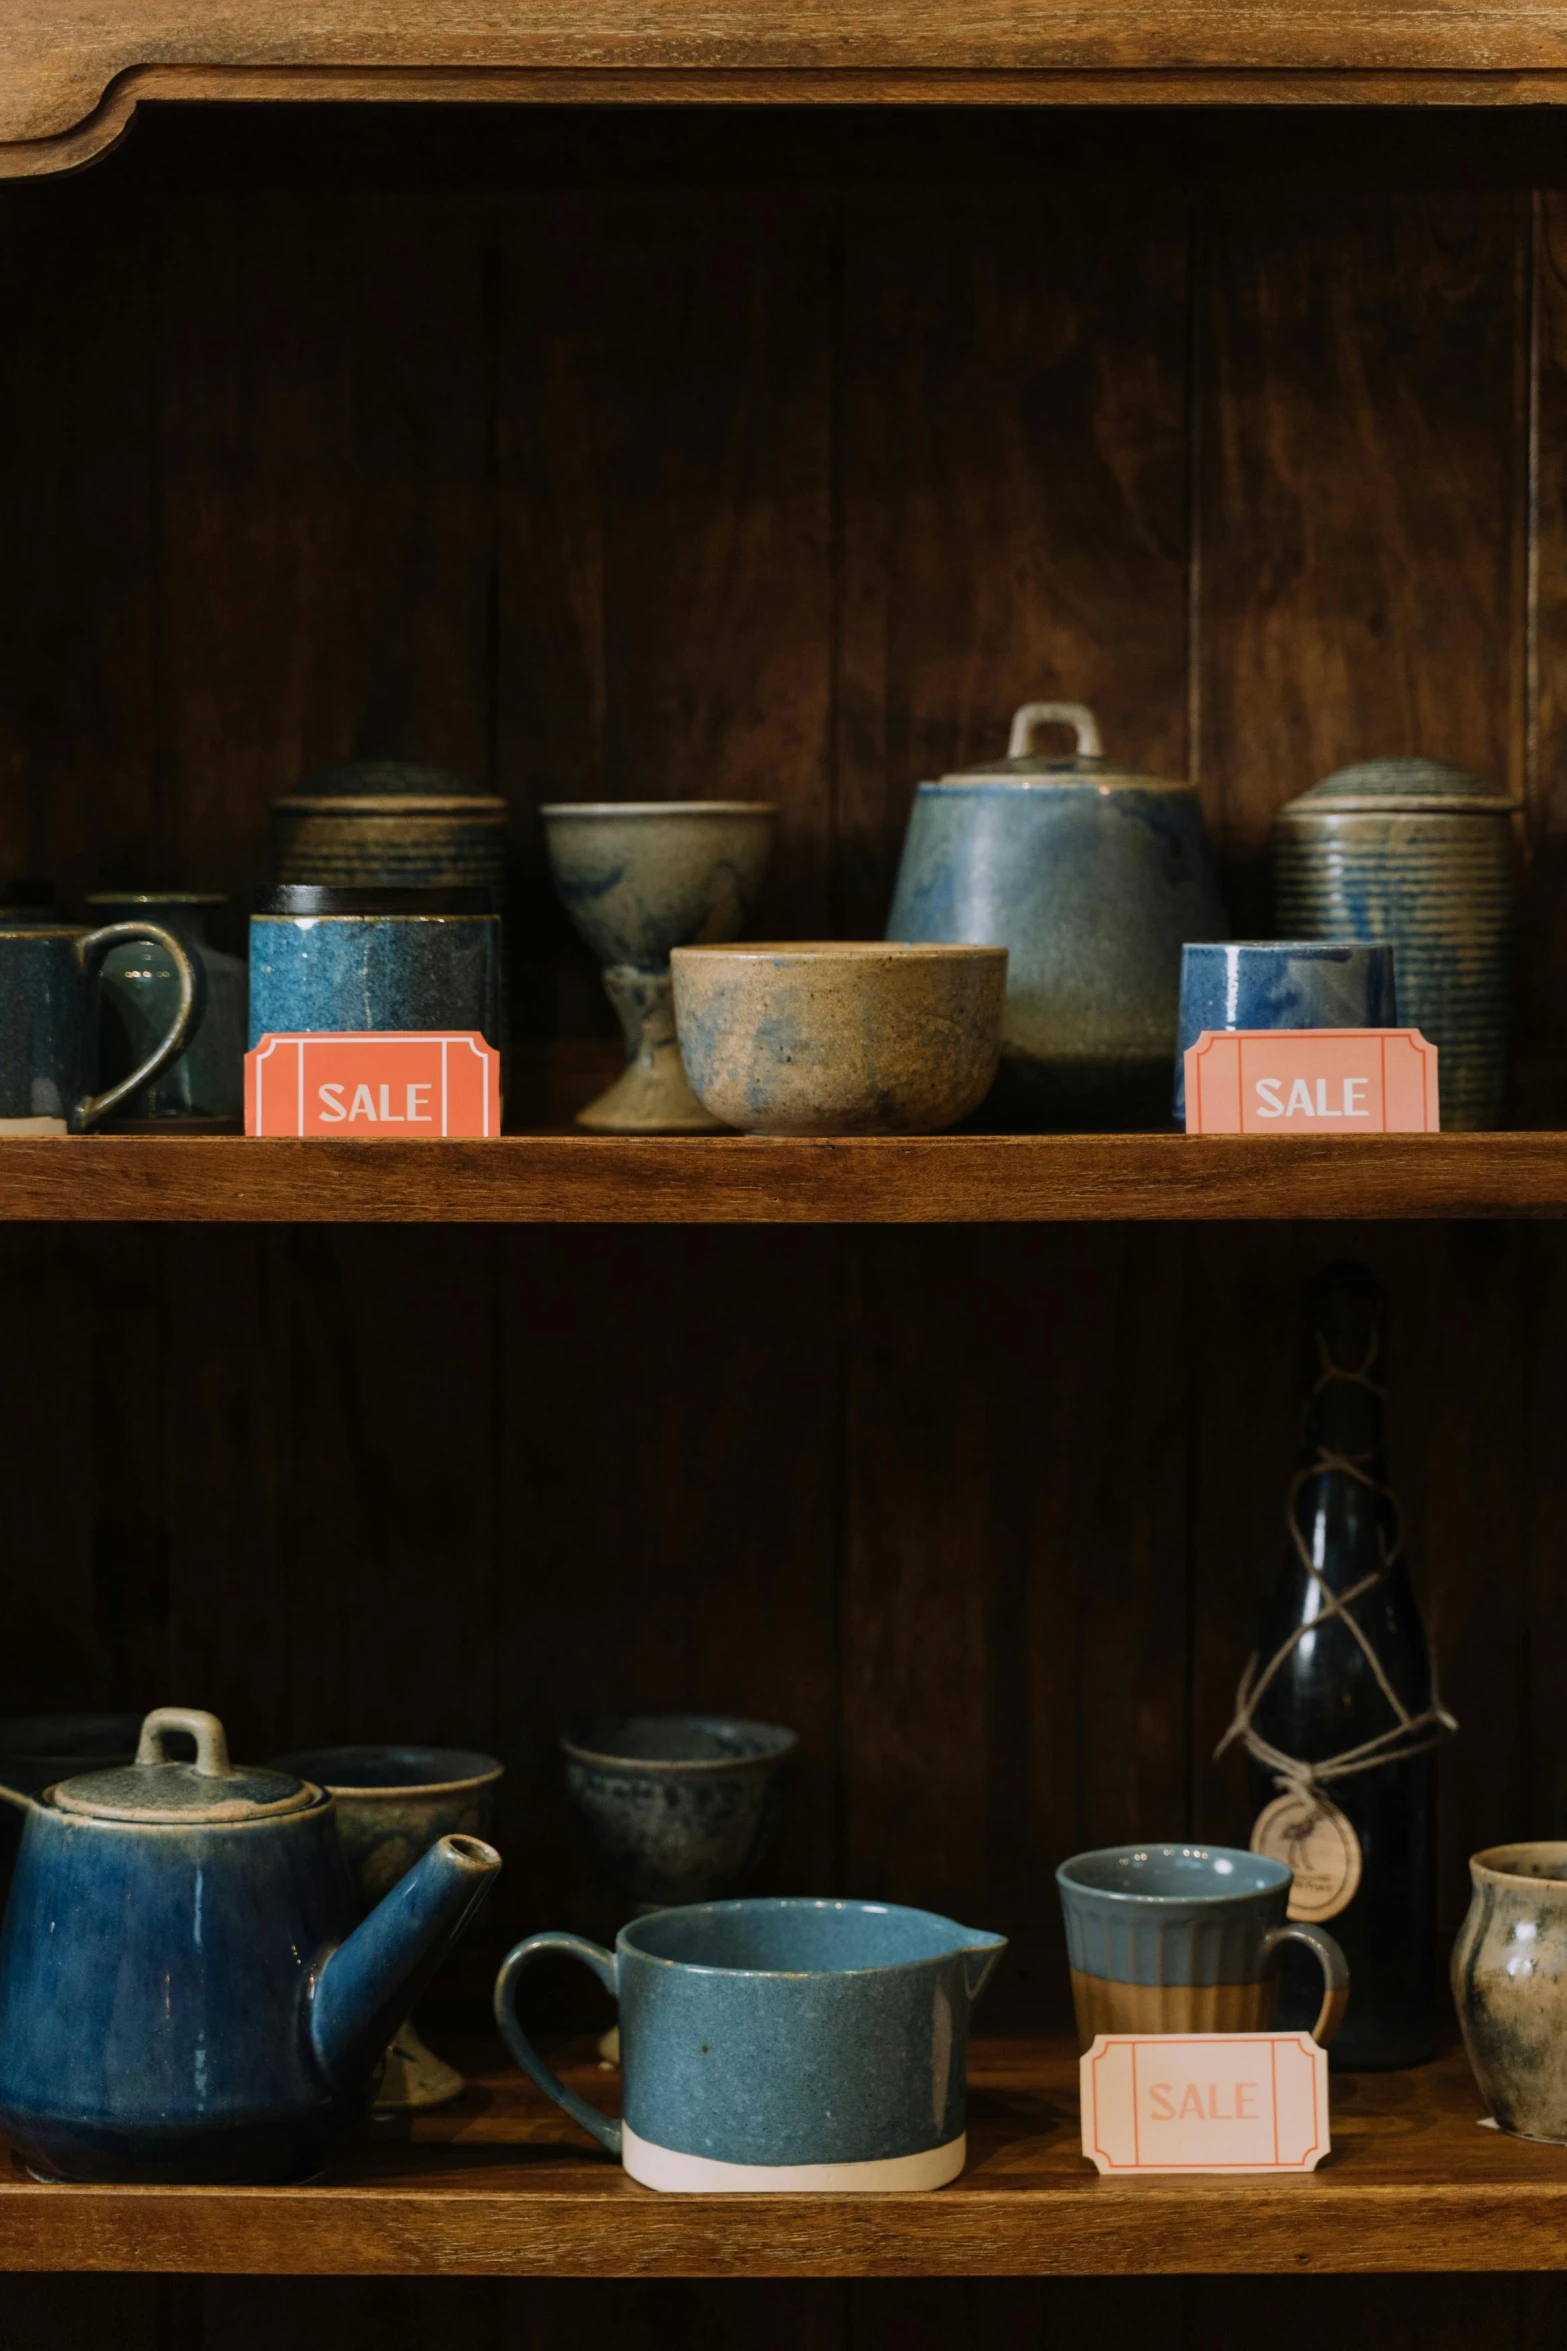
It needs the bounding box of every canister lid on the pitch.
[253,885,497,917]
[277,760,503,813]
[1281,756,1520,817]
[933,702,1191,792]
[51,1709,317,1824]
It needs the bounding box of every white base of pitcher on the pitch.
[0,1116,66,1136]
[621,2124,967,2193]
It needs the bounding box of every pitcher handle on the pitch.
[72,922,205,1133]
[1260,1920,1350,2048]
[1007,701,1103,760]
[494,1932,622,2156]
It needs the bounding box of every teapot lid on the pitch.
[1283,756,1519,817]
[52,1709,317,1825]
[935,702,1189,791]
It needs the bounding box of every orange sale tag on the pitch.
[1183,1029,1439,1135]
[1080,2032,1329,2176]
[245,1033,501,1139]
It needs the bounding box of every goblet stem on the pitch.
[576,964,725,1135]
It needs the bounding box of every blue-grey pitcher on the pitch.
[887,702,1226,1129]
[495,1896,1005,2192]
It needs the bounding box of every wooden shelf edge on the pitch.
[1,1131,1565,1224]
[11,55,1567,184]
[1,2041,1563,2278]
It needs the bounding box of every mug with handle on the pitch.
[0,923,203,1135]
[495,1896,1007,2193]
[1056,1842,1350,2049]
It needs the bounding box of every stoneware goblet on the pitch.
[541,803,774,1133]
[562,1714,797,2066]
[271,1742,503,2111]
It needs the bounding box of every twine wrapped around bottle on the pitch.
[1215,1336,1457,1799]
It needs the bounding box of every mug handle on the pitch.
[494,1932,622,2157]
[1007,700,1103,760]
[1260,1921,1350,2048]
[72,922,205,1134]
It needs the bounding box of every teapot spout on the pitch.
[311,1834,501,2092]
[960,1931,1007,2007]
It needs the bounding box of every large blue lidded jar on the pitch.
[887,702,1227,1130]
[248,886,502,1061]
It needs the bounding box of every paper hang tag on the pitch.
[245,1032,501,1138]
[1080,2032,1330,2175]
[1183,1029,1439,1134]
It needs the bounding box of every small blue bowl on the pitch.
[1175,940,1397,1122]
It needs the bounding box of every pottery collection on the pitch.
[886,702,1228,1129]
[0,1708,501,2183]
[1275,758,1516,1130]
[671,942,1006,1136]
[0,920,202,1134]
[88,892,248,1125]
[541,801,775,1133]
[1056,1844,1350,2049]
[495,1898,1006,2193]
[269,1742,504,2111]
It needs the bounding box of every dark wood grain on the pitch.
[0,2037,1559,2277]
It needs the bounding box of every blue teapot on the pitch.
[0,1708,501,2183]
[887,701,1227,1129]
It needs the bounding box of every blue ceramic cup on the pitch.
[1174,940,1398,1123]
[248,886,502,1050]
[495,1896,1006,2193]
[1057,1843,1349,2049]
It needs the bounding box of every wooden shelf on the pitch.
[2,1130,1567,1223]
[0,2036,1558,2277]
[10,0,1567,181]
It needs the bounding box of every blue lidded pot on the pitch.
[887,702,1227,1130]
[248,886,502,1053]
[495,1896,1005,2193]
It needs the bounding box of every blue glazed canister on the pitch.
[1274,758,1517,1130]
[248,886,502,1053]
[495,1897,1006,2192]
[887,702,1227,1130]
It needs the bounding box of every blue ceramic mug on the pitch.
[0,922,201,1134]
[495,1896,1006,2193]
[248,886,502,1050]
[1174,940,1398,1122]
[1057,1844,1349,2049]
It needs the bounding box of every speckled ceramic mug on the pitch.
[495,1897,1006,2192]
[1453,1843,1567,2141]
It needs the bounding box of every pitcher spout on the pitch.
[310,1833,501,2091]
[960,1930,1007,2007]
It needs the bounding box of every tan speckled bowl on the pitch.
[670,942,1007,1136]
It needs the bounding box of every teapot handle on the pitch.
[1007,701,1102,760]
[136,1708,231,1776]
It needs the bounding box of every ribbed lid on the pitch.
[1282,757,1518,817]
[51,1709,316,1824]
[279,760,502,810]
[934,701,1188,792]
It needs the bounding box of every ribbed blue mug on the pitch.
[1057,1843,1349,2049]
[495,1896,1006,2192]
[1174,940,1398,1123]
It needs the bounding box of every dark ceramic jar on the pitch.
[247,886,502,1052]
[887,702,1227,1129]
[272,761,507,893]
